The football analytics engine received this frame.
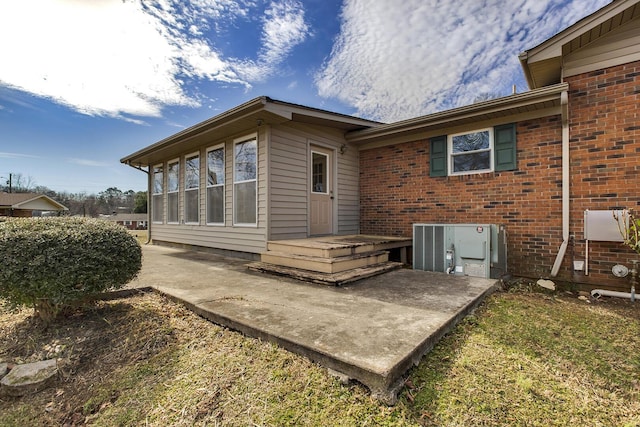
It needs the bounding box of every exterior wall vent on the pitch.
[413,224,507,279]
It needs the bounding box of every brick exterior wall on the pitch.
[359,61,640,291]
[565,61,640,290]
[360,116,564,280]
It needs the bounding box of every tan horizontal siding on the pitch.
[152,224,267,253]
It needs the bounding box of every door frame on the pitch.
[309,144,336,236]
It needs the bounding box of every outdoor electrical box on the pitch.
[413,224,507,279]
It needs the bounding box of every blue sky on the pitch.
[0,0,609,194]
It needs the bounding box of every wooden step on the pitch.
[267,240,376,258]
[260,250,389,274]
[247,261,404,286]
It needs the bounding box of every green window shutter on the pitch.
[429,135,447,177]
[494,123,517,171]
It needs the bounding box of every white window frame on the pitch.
[167,158,180,224]
[184,152,200,225]
[233,134,258,227]
[448,127,494,176]
[152,163,164,224]
[206,144,225,226]
[311,150,330,195]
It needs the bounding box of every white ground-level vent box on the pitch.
[413,224,507,279]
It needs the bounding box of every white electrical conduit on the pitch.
[591,288,636,302]
[551,91,570,277]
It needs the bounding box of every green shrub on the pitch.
[0,217,142,321]
[616,209,640,256]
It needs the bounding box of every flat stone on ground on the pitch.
[0,359,58,397]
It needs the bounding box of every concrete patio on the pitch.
[127,244,500,404]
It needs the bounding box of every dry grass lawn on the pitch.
[1,287,639,426]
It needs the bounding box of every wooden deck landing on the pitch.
[249,235,412,285]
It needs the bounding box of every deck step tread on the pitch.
[247,261,404,286]
[262,250,388,263]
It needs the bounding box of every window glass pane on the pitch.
[207,186,224,224]
[235,181,256,224]
[168,192,179,223]
[452,131,490,153]
[152,194,163,222]
[234,139,257,182]
[185,189,198,223]
[168,161,179,192]
[185,155,199,190]
[153,165,163,194]
[312,152,327,193]
[453,151,491,172]
[207,148,225,186]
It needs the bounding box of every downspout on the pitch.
[126,162,152,245]
[550,90,570,276]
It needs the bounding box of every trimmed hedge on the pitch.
[0,217,142,321]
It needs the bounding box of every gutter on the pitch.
[126,163,152,245]
[518,51,536,89]
[346,83,568,143]
[120,97,269,164]
[550,90,570,276]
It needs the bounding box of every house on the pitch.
[105,213,148,230]
[0,192,68,217]
[122,99,381,258]
[122,0,640,291]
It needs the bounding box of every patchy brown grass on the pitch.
[1,289,639,426]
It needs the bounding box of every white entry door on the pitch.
[310,146,334,235]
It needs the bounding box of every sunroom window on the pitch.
[184,153,199,224]
[167,159,179,224]
[152,164,163,223]
[233,136,257,225]
[206,146,225,225]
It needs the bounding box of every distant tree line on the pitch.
[1,173,147,217]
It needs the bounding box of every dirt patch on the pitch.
[0,291,180,425]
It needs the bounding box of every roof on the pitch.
[121,96,381,167]
[0,192,68,211]
[519,0,640,88]
[105,213,148,222]
[346,83,568,147]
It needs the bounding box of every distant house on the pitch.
[0,192,68,217]
[122,0,640,291]
[105,213,148,230]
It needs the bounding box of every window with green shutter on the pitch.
[429,123,517,177]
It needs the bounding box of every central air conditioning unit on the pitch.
[413,224,507,279]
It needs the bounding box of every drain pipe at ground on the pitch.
[551,90,570,277]
[592,261,638,302]
[126,162,152,245]
[591,288,636,301]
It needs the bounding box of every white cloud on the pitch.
[0,152,40,159]
[233,0,309,82]
[0,0,309,121]
[68,158,111,167]
[315,0,610,122]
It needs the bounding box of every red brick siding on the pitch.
[565,61,640,289]
[360,116,564,279]
[360,61,640,290]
